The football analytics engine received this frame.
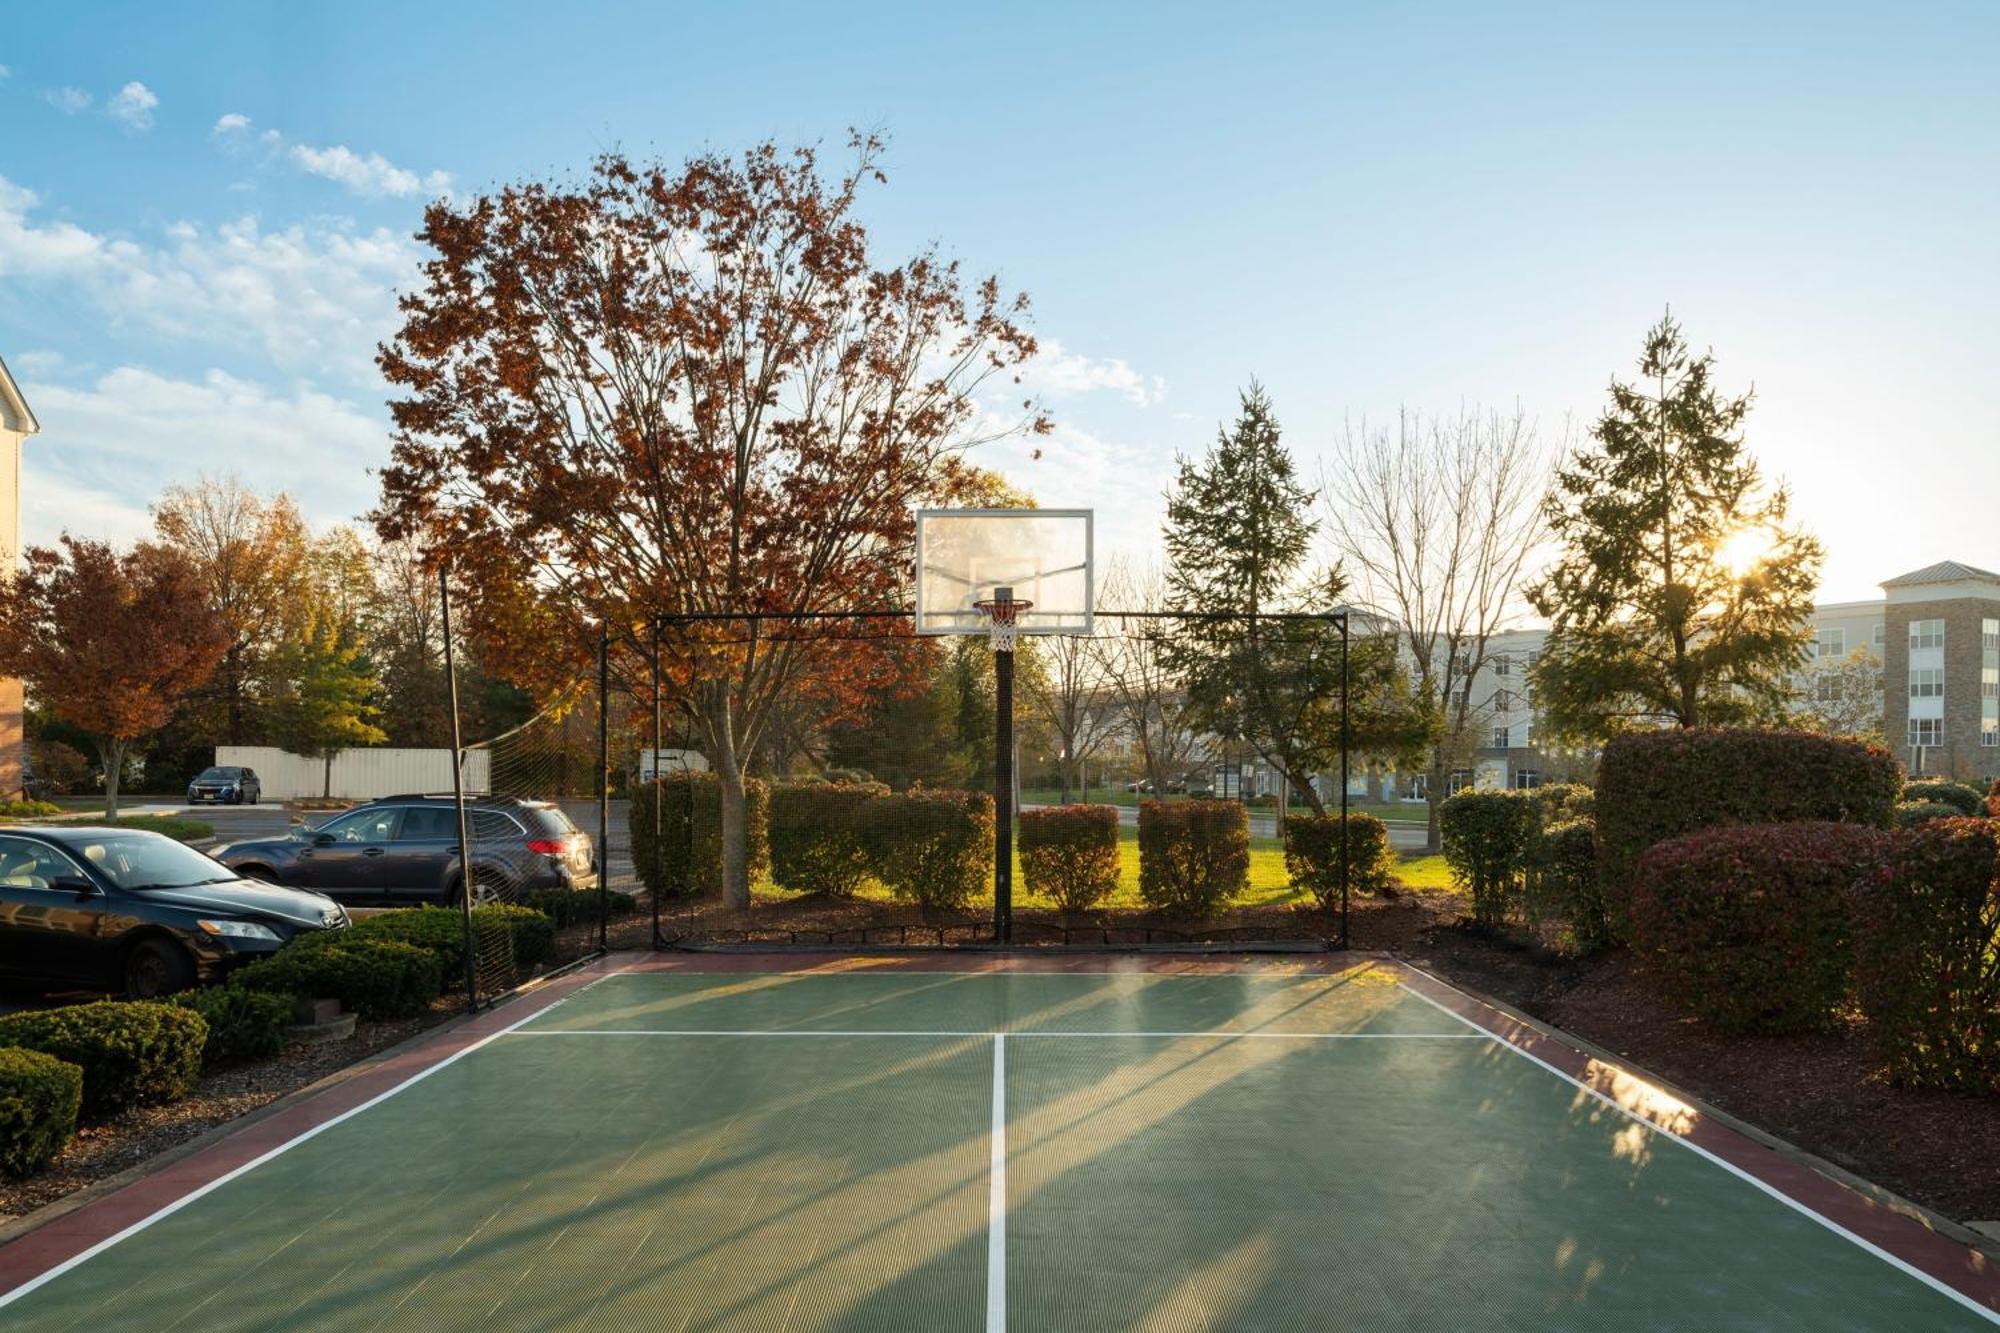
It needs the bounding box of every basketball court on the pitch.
[1,955,1994,1330]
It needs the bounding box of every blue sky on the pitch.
[2,1,1995,603]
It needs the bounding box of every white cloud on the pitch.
[1019,340,1166,407]
[0,174,421,382]
[20,366,388,547]
[105,81,157,131]
[208,114,450,199]
[46,87,92,115]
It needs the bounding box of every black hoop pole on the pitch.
[994,639,1015,947]
[439,567,478,1009]
[596,625,610,952]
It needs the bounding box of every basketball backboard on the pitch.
[915,508,1093,635]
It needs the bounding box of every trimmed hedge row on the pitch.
[1596,729,1899,939]
[1896,800,1963,828]
[0,1047,82,1175]
[1138,801,1248,917]
[0,1001,206,1121]
[768,782,887,897]
[628,772,770,898]
[234,935,442,1022]
[521,887,639,928]
[173,986,295,1068]
[1282,813,1397,910]
[1020,805,1121,913]
[1904,779,1986,817]
[865,790,994,910]
[1631,822,1887,1033]
[1440,790,1537,929]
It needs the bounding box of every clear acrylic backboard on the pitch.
[915,508,1094,635]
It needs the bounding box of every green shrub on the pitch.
[172,987,294,1067]
[0,1001,206,1121]
[1137,800,1249,917]
[1595,728,1899,940]
[234,935,442,1022]
[1904,780,1986,817]
[0,798,62,818]
[1531,816,1606,947]
[1019,805,1120,913]
[520,887,638,928]
[1853,817,2000,1093]
[1530,783,1594,822]
[627,772,769,897]
[1630,822,1886,1034]
[1440,789,1537,929]
[347,908,470,981]
[861,789,993,910]
[0,1047,82,1175]
[473,904,555,968]
[769,781,888,897]
[1281,813,1397,909]
[1896,800,1963,828]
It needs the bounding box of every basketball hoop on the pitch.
[973,588,1033,653]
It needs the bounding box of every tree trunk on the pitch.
[1425,755,1447,853]
[323,753,334,799]
[715,741,751,910]
[99,738,125,819]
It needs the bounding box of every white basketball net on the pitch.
[975,596,1030,654]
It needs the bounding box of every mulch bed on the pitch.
[1406,924,2000,1228]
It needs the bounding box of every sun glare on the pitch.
[1718,525,1777,577]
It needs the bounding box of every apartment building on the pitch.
[1442,558,2000,791]
[0,358,34,799]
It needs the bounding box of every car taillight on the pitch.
[526,838,567,855]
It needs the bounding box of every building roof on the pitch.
[1880,560,2000,589]
[0,356,38,436]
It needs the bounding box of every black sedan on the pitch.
[187,765,261,805]
[213,795,596,907]
[0,826,347,998]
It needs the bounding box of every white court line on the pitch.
[502,1029,1490,1039]
[986,1034,1006,1333]
[0,972,619,1310]
[1396,981,2000,1327]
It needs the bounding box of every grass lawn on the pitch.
[44,815,216,842]
[754,827,1456,911]
[1020,787,1430,825]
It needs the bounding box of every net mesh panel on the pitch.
[643,611,1357,949]
[459,684,639,1001]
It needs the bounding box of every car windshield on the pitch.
[73,833,235,890]
[195,767,241,781]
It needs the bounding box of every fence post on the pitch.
[1339,612,1350,950]
[439,568,478,1009]
[651,615,662,945]
[994,639,1014,946]
[597,625,611,952]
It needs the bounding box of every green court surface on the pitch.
[4,968,1993,1331]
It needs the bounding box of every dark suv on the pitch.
[188,766,261,805]
[0,825,347,997]
[212,796,596,906]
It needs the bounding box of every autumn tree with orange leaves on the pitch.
[0,538,231,816]
[375,135,1045,908]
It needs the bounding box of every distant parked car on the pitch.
[0,825,347,997]
[212,795,597,907]
[188,765,261,805]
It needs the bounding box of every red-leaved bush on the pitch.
[1630,821,1887,1034]
[1853,817,2000,1094]
[1597,728,1899,940]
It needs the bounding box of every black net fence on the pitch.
[623,609,1366,952]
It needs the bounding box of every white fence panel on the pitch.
[215,746,491,801]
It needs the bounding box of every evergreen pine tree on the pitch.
[1529,313,1823,738]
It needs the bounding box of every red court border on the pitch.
[0,949,1994,1320]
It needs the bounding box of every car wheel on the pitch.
[453,868,508,908]
[125,937,196,999]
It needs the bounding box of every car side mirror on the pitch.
[313,832,336,847]
[51,874,96,897]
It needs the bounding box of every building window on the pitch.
[1512,770,1542,790]
[1984,719,1999,748]
[1814,673,1842,703]
[1909,717,1945,747]
[1447,769,1472,795]
[1910,619,1945,651]
[1986,618,2000,652]
[1874,623,1886,648]
[1493,656,1511,676]
[1492,725,1510,749]
[1909,668,1945,699]
[1814,628,1845,660]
